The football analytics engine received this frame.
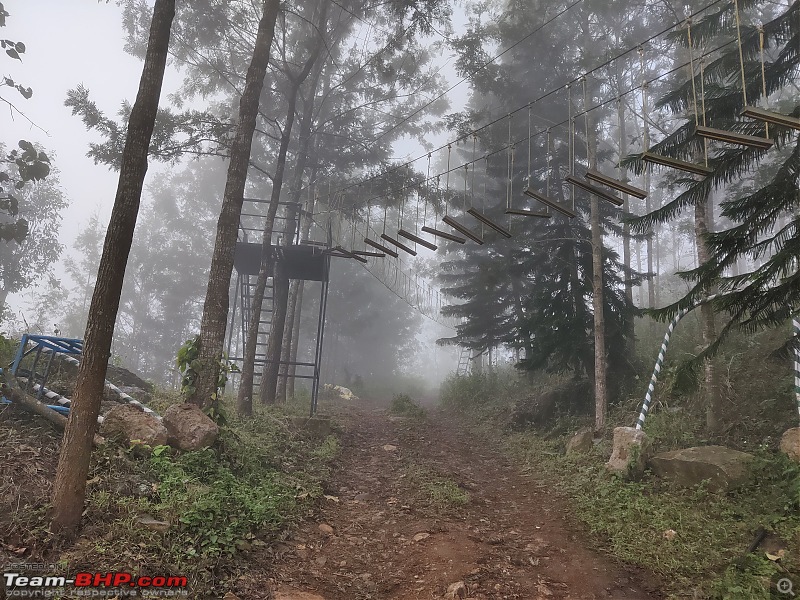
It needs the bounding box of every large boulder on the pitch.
[606,427,650,478]
[566,427,594,454]
[780,428,800,462]
[649,445,752,491]
[100,404,168,447]
[162,403,219,451]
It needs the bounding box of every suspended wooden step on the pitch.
[585,169,648,199]
[329,246,367,263]
[381,233,417,256]
[505,207,551,218]
[523,187,576,218]
[695,125,773,149]
[565,175,624,207]
[442,216,484,244]
[641,152,713,176]
[421,226,466,244]
[740,106,800,131]
[364,237,399,258]
[353,250,385,258]
[398,229,437,251]
[466,208,512,238]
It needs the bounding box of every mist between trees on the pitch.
[0,0,797,422]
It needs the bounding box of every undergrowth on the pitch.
[404,464,469,509]
[66,394,339,593]
[440,322,799,600]
[390,393,426,419]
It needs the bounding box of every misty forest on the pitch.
[0,0,798,598]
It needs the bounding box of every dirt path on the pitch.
[243,405,661,600]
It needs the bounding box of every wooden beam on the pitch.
[442,216,484,244]
[585,169,648,199]
[466,208,512,238]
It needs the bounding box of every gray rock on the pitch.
[649,445,752,491]
[606,427,650,478]
[137,515,170,533]
[100,404,168,447]
[162,403,219,451]
[566,427,594,454]
[445,581,467,600]
[780,428,800,462]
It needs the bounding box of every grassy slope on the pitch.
[440,322,800,600]
[1,392,339,596]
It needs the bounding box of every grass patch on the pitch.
[63,393,340,593]
[405,464,469,508]
[440,361,800,600]
[390,393,426,419]
[504,431,800,599]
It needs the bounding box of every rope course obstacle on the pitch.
[2,334,159,422]
[636,298,800,430]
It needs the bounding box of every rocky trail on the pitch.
[235,406,662,600]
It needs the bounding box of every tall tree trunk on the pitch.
[50,0,175,533]
[274,60,326,404]
[695,175,722,432]
[284,182,317,399]
[235,94,296,415]
[261,6,329,406]
[617,96,634,354]
[189,0,280,409]
[279,277,302,400]
[261,257,290,404]
[587,113,608,432]
[237,7,326,413]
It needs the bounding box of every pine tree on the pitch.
[632,0,799,353]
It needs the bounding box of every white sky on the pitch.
[3,1,183,243]
[1,0,467,361]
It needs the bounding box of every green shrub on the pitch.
[390,393,425,418]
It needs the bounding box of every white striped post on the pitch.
[794,317,800,422]
[54,353,161,420]
[635,294,720,430]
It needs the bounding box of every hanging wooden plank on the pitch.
[695,125,773,149]
[523,187,576,218]
[442,216,484,244]
[641,151,713,176]
[328,246,368,263]
[398,229,438,251]
[353,250,385,258]
[421,226,466,244]
[565,175,624,206]
[505,207,551,218]
[381,233,417,256]
[585,169,648,199]
[364,237,399,258]
[740,107,800,131]
[466,208,512,238]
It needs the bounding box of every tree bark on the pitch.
[236,80,303,415]
[50,0,175,533]
[189,0,281,409]
[587,113,608,432]
[261,257,290,403]
[274,61,326,403]
[285,278,305,399]
[247,6,328,408]
[617,97,634,354]
[694,179,722,432]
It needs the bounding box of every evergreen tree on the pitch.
[632,0,799,353]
